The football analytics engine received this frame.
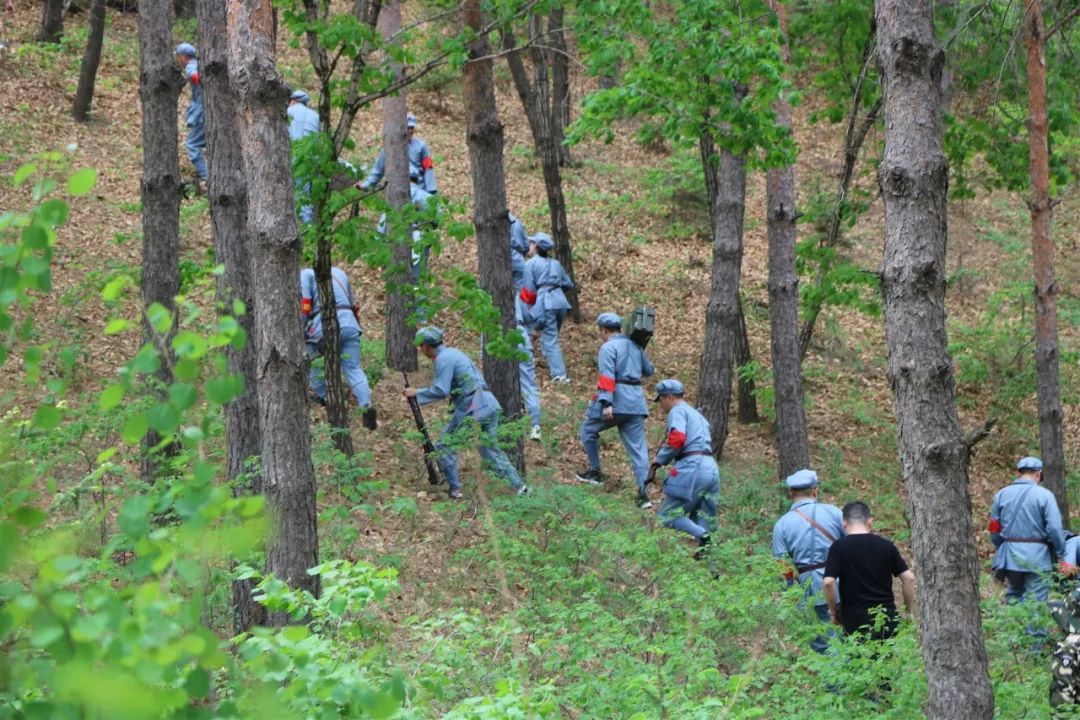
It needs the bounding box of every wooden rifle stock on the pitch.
[403,372,443,485]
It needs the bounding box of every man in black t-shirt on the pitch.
[823,501,916,640]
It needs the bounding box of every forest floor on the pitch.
[1,3,1079,717]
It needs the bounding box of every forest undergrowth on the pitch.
[0,2,1078,718]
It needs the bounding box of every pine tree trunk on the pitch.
[174,0,194,19]
[548,5,573,167]
[314,253,355,457]
[464,0,524,472]
[196,0,265,633]
[1025,0,1068,526]
[37,0,64,42]
[381,0,418,373]
[876,1,993,716]
[765,0,809,478]
[72,0,107,122]
[503,24,581,321]
[734,296,759,424]
[697,123,745,458]
[226,0,319,626]
[137,0,182,484]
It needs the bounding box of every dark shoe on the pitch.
[637,488,653,510]
[448,488,464,500]
[309,393,327,408]
[575,469,603,486]
[516,485,530,496]
[362,406,378,431]
[694,533,711,560]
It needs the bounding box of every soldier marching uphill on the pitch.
[165,68,1080,703]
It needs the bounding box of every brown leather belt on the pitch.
[796,561,827,574]
[677,450,712,459]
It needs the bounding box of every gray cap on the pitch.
[596,312,621,329]
[415,326,444,346]
[175,42,197,58]
[407,113,417,129]
[1017,456,1043,471]
[290,89,310,104]
[530,232,553,252]
[653,378,684,401]
[785,469,819,490]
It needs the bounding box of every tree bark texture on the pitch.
[464,0,524,473]
[226,0,319,625]
[697,127,746,458]
[503,22,581,321]
[314,242,355,458]
[733,296,759,425]
[765,0,809,478]
[876,1,994,717]
[174,0,194,18]
[72,0,107,121]
[1025,0,1068,526]
[381,1,419,373]
[548,5,573,167]
[38,0,64,42]
[137,0,182,483]
[197,0,266,633]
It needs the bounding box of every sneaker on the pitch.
[448,488,464,500]
[551,375,571,385]
[529,424,542,441]
[362,406,378,431]
[516,485,530,496]
[575,469,603,485]
[637,488,653,510]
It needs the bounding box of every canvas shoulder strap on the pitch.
[793,507,837,543]
[331,274,355,309]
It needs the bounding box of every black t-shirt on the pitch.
[824,532,908,636]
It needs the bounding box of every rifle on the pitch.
[403,371,443,486]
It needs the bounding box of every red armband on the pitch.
[1060,561,1076,575]
[668,467,678,477]
[784,569,795,582]
[596,374,615,393]
[421,156,434,171]
[666,429,686,450]
[301,298,313,316]
[988,518,1002,533]
[519,287,537,305]
[189,71,200,85]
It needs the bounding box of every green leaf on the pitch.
[39,199,69,227]
[184,667,210,699]
[147,403,179,435]
[121,412,149,444]
[118,495,150,539]
[13,163,36,187]
[21,225,48,250]
[131,344,161,374]
[147,302,172,335]
[168,382,197,411]
[99,384,124,410]
[32,405,61,431]
[104,318,129,335]
[206,376,237,405]
[101,276,129,301]
[67,168,97,196]
[174,359,199,382]
[12,506,46,528]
